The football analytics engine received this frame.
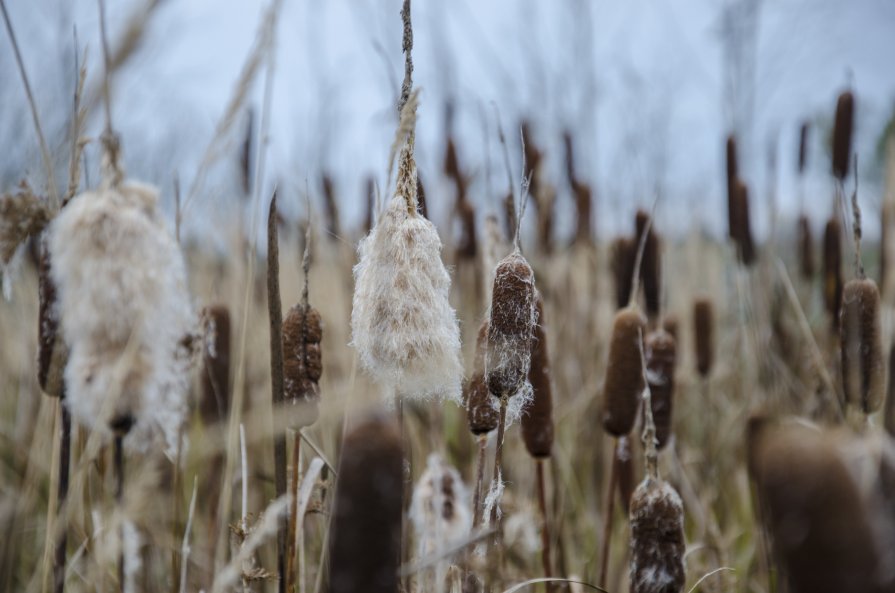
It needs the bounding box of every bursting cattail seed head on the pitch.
[351,141,463,402]
[611,237,636,310]
[832,90,855,180]
[38,239,66,398]
[693,298,714,378]
[823,217,844,324]
[602,307,646,436]
[635,210,661,318]
[200,304,231,425]
[465,319,499,435]
[798,216,815,279]
[522,295,553,458]
[840,278,884,414]
[485,251,536,399]
[282,304,323,425]
[329,414,403,593]
[645,330,676,449]
[629,478,686,593]
[410,454,472,558]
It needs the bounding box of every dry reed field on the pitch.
[2,1,895,592]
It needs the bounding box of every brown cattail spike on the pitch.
[645,330,676,449]
[37,238,65,398]
[751,424,888,593]
[322,174,341,240]
[611,237,636,310]
[823,217,844,325]
[692,298,714,378]
[629,478,686,593]
[602,307,646,436]
[885,342,895,437]
[733,179,756,265]
[522,295,553,458]
[635,210,661,317]
[485,252,536,398]
[832,91,854,180]
[726,134,738,238]
[615,435,635,514]
[328,414,403,593]
[798,216,815,279]
[798,121,810,174]
[282,304,323,426]
[465,319,499,435]
[840,278,884,414]
[200,305,232,424]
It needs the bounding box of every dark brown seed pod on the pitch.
[322,173,342,241]
[645,330,676,449]
[733,179,756,265]
[485,252,536,398]
[798,121,810,174]
[635,210,661,318]
[840,278,884,414]
[611,237,636,310]
[522,295,553,458]
[615,435,635,514]
[282,304,323,426]
[798,215,815,279]
[629,478,686,593]
[726,134,738,239]
[751,424,886,593]
[329,414,403,593]
[693,298,714,378]
[200,304,232,424]
[443,136,461,182]
[465,319,499,435]
[571,180,593,246]
[37,239,65,398]
[832,90,854,180]
[823,217,843,325]
[602,307,646,436]
[455,198,477,260]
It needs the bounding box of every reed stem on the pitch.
[598,438,618,588]
[53,404,71,593]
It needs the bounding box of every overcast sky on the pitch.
[3,0,894,242]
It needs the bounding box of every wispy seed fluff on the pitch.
[410,453,472,558]
[351,141,462,402]
[48,182,194,455]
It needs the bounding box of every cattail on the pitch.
[840,278,884,414]
[455,198,477,260]
[751,424,887,593]
[282,303,322,425]
[0,184,50,265]
[832,91,854,180]
[328,414,403,593]
[885,342,895,437]
[37,239,66,398]
[48,182,194,454]
[410,453,472,558]
[798,215,815,279]
[611,237,636,310]
[732,179,756,265]
[199,304,231,424]
[466,319,499,435]
[522,295,553,458]
[615,435,635,514]
[645,330,676,449]
[726,134,738,239]
[351,137,462,402]
[485,251,536,399]
[693,298,714,378]
[321,173,342,241]
[628,478,686,593]
[635,210,661,317]
[239,108,254,197]
[564,132,593,245]
[798,121,810,174]
[502,191,516,241]
[363,176,375,235]
[602,307,646,436]
[823,217,843,323]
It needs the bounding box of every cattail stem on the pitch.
[489,396,509,529]
[287,433,301,593]
[598,439,618,589]
[53,404,71,593]
[114,434,124,593]
[472,435,488,528]
[638,329,659,480]
[535,460,552,590]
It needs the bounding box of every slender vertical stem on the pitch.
[488,397,508,529]
[535,460,552,590]
[472,436,487,528]
[53,403,71,593]
[114,435,124,593]
[287,433,301,593]
[598,438,619,588]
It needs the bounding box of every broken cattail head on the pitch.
[282,304,323,426]
[840,278,884,414]
[522,295,553,458]
[329,414,403,593]
[38,239,66,398]
[832,90,854,180]
[465,319,499,435]
[485,251,536,399]
[629,478,686,593]
[798,216,815,279]
[823,217,844,325]
[611,237,636,310]
[200,304,231,425]
[645,330,676,450]
[693,297,714,378]
[602,307,646,436]
[635,210,661,318]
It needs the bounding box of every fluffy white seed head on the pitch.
[48,181,195,456]
[351,145,462,402]
[410,453,472,559]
